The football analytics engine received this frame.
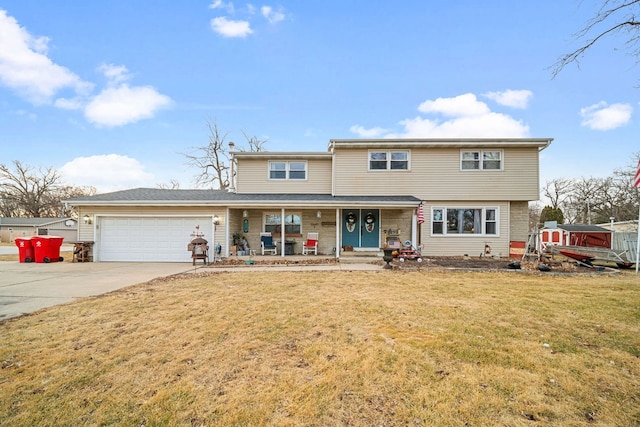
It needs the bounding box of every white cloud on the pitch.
[209,0,234,13]
[355,92,530,139]
[261,6,285,23]
[211,16,253,38]
[84,84,172,127]
[483,89,533,109]
[0,9,92,104]
[580,101,632,130]
[98,63,131,85]
[395,112,529,138]
[350,125,389,138]
[60,154,155,192]
[53,97,84,110]
[418,93,490,117]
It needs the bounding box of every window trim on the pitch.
[430,206,500,236]
[368,150,410,171]
[460,150,503,171]
[269,161,308,180]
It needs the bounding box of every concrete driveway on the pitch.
[0,261,201,321]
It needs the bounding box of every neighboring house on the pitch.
[65,138,552,262]
[0,217,78,243]
[596,220,638,233]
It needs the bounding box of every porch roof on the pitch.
[64,188,421,208]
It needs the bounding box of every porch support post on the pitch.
[281,207,286,257]
[335,208,340,259]
[412,210,418,248]
[225,207,230,257]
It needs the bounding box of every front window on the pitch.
[269,161,307,180]
[461,152,480,170]
[461,150,502,170]
[483,151,502,170]
[264,213,301,235]
[369,150,410,170]
[288,162,306,179]
[284,214,301,234]
[432,208,444,234]
[269,162,286,179]
[369,152,387,170]
[431,207,499,235]
[264,213,281,234]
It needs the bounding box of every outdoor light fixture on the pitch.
[243,210,249,218]
[213,214,220,225]
[83,214,91,225]
[316,211,322,218]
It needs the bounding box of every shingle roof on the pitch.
[64,188,421,207]
[558,224,611,233]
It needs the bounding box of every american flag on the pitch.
[417,203,425,224]
[634,158,640,188]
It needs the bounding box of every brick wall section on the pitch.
[509,201,529,242]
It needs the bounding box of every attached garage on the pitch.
[98,216,214,262]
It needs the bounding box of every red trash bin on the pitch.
[15,237,34,263]
[32,236,65,263]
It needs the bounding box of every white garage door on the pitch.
[99,217,214,262]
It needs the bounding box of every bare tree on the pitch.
[184,118,267,190]
[0,161,95,217]
[542,178,575,209]
[56,185,97,218]
[0,161,62,217]
[552,0,640,77]
[157,179,181,190]
[242,130,267,153]
[528,202,543,230]
[565,177,606,224]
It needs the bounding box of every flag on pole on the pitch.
[417,203,425,224]
[634,158,640,187]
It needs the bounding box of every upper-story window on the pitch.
[369,150,410,170]
[461,150,502,170]
[269,161,307,180]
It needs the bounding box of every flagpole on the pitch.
[636,203,640,275]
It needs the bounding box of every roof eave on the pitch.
[329,138,554,149]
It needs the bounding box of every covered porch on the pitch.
[220,194,422,259]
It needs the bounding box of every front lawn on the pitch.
[1,270,638,426]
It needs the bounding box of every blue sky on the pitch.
[1,1,638,195]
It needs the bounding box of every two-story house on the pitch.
[66,138,552,262]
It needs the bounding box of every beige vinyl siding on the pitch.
[236,158,332,194]
[78,206,225,250]
[420,202,510,257]
[333,147,540,201]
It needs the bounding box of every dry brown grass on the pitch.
[1,269,639,426]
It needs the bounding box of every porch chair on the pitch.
[302,232,319,255]
[260,232,277,255]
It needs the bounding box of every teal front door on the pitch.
[342,209,379,249]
